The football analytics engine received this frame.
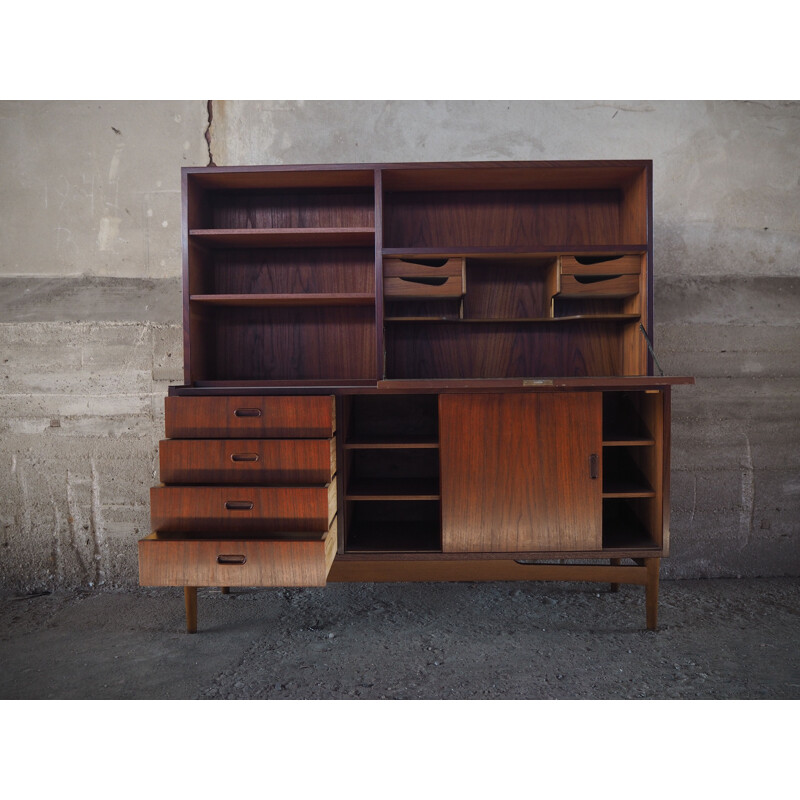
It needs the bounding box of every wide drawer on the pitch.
[560,254,642,275]
[558,273,640,299]
[138,518,337,587]
[164,395,335,439]
[159,438,336,485]
[150,480,337,533]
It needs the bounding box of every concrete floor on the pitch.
[1,576,798,700]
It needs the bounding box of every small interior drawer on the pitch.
[138,517,337,587]
[384,257,465,299]
[159,437,336,485]
[150,480,337,533]
[384,276,463,298]
[560,255,642,275]
[558,273,640,299]
[384,257,464,278]
[165,395,335,439]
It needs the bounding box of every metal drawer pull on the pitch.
[217,554,247,565]
[231,453,259,462]
[225,500,254,510]
[234,408,262,418]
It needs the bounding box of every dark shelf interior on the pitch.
[603,449,655,497]
[602,499,659,550]
[602,391,654,443]
[346,500,441,552]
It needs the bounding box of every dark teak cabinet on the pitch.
[139,160,692,632]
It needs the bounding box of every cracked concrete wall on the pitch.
[1,100,798,590]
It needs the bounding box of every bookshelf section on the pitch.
[601,391,664,551]
[342,394,441,553]
[185,172,377,384]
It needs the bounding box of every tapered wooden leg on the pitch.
[220,586,230,594]
[184,586,198,634]
[645,558,660,631]
[609,558,621,592]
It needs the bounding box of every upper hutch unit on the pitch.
[139,160,693,633]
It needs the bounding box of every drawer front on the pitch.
[150,481,337,533]
[560,254,642,275]
[165,395,335,439]
[384,257,464,278]
[138,518,337,587]
[384,275,463,298]
[383,257,465,299]
[558,273,640,299]
[159,438,336,485]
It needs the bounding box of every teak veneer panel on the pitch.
[159,438,336,485]
[165,395,335,438]
[440,393,602,552]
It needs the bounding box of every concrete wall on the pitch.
[1,100,798,590]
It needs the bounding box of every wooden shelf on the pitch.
[385,314,640,323]
[602,436,655,447]
[190,228,375,248]
[190,293,375,307]
[382,245,648,258]
[346,478,440,501]
[344,436,439,450]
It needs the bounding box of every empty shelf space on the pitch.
[344,436,439,450]
[346,478,440,501]
[603,449,655,497]
[602,501,659,550]
[602,391,656,443]
[346,500,441,552]
[190,293,375,307]
[346,519,442,552]
[190,228,375,248]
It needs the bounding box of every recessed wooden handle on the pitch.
[231,453,259,462]
[234,408,262,418]
[590,453,599,480]
[224,500,254,510]
[217,554,247,565]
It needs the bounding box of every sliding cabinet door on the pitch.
[440,393,602,552]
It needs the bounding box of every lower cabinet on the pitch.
[141,388,671,632]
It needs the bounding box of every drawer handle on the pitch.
[217,554,247,565]
[225,500,254,511]
[574,274,622,285]
[234,408,262,418]
[231,453,259,462]
[590,453,599,480]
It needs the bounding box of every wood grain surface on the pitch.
[159,437,336,485]
[440,393,602,552]
[164,395,335,438]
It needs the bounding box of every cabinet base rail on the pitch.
[180,557,660,634]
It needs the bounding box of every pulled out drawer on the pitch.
[150,480,337,534]
[138,517,337,587]
[159,438,336,485]
[165,395,335,439]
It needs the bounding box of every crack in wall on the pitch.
[205,100,216,167]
